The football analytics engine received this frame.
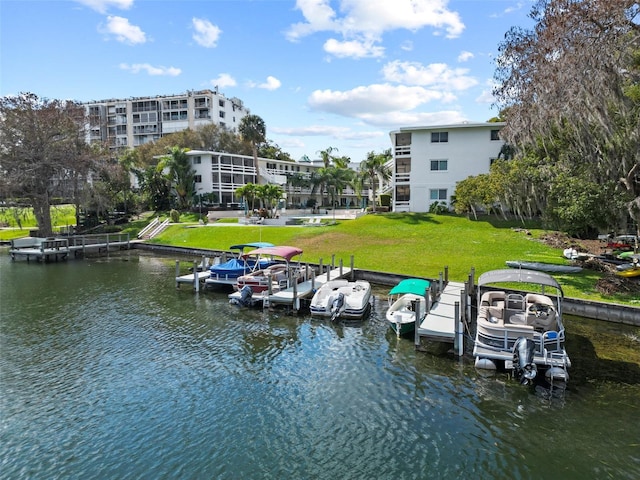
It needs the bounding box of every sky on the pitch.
[0,0,534,163]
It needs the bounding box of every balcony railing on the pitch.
[395,145,411,156]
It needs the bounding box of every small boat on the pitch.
[506,260,582,274]
[616,260,640,278]
[385,278,430,336]
[234,245,308,294]
[309,279,372,321]
[562,248,591,261]
[230,246,311,307]
[473,269,571,384]
[205,242,274,288]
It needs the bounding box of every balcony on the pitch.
[394,173,411,183]
[395,145,411,157]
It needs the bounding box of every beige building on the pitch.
[84,89,248,152]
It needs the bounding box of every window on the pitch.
[192,156,201,165]
[395,132,411,146]
[194,175,202,183]
[430,160,448,171]
[396,185,410,202]
[219,99,225,107]
[219,111,225,118]
[490,129,500,141]
[431,132,448,143]
[429,189,447,201]
[396,158,411,174]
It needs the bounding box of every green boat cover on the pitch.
[388,278,430,296]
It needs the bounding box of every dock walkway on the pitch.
[417,281,465,341]
[10,235,131,262]
[264,267,351,308]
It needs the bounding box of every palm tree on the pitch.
[324,167,354,219]
[239,114,266,185]
[317,146,338,168]
[359,149,392,213]
[236,183,258,213]
[157,146,195,210]
[256,184,284,218]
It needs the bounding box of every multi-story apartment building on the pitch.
[85,89,248,151]
[389,122,506,212]
[187,150,326,209]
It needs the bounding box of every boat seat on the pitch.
[506,294,525,311]
[480,291,505,307]
[478,305,503,324]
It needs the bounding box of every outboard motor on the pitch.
[230,285,254,307]
[512,337,537,385]
[330,292,345,322]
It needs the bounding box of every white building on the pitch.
[187,150,318,209]
[84,89,248,152]
[389,122,506,212]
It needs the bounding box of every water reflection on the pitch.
[1,251,639,479]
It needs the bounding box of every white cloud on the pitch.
[101,16,146,44]
[119,63,181,76]
[192,18,222,48]
[272,125,385,141]
[75,0,133,14]
[308,83,454,118]
[286,0,465,58]
[476,79,499,104]
[457,51,474,62]
[400,40,413,52]
[258,76,282,90]
[382,60,478,90]
[210,73,236,89]
[361,110,466,127]
[324,38,384,58]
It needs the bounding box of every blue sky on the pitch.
[0,0,533,162]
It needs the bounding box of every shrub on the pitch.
[170,209,180,223]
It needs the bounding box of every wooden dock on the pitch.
[9,234,131,262]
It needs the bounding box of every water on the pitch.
[1,251,639,479]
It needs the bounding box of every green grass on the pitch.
[0,205,76,229]
[0,205,77,241]
[149,212,638,304]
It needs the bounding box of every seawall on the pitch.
[133,243,640,326]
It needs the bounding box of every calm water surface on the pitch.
[1,251,639,479]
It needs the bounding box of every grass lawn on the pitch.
[148,212,638,305]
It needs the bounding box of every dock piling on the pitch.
[413,299,422,345]
[350,255,354,281]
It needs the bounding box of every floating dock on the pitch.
[417,281,466,342]
[9,234,131,262]
[263,267,351,308]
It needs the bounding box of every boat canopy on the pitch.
[388,278,430,296]
[229,242,274,251]
[242,246,303,262]
[478,269,563,296]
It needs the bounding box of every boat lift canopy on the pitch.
[477,268,564,296]
[241,246,303,263]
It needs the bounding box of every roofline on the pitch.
[389,122,506,135]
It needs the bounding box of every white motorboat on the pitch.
[473,269,571,384]
[385,278,430,336]
[309,279,372,321]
